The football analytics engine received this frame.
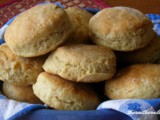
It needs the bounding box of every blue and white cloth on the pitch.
[98,99,160,120]
[146,14,160,36]
[0,3,160,120]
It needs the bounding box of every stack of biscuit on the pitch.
[89,7,160,99]
[1,4,103,110]
[1,3,160,110]
[0,44,43,104]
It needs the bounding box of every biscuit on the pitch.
[2,82,42,104]
[4,3,72,57]
[89,7,155,51]
[0,44,45,86]
[105,64,160,99]
[116,34,160,64]
[65,7,93,44]
[33,72,100,110]
[43,44,116,82]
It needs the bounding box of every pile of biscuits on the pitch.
[0,3,160,110]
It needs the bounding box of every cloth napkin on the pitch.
[0,2,160,120]
[146,14,160,36]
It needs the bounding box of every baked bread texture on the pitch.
[2,82,42,104]
[105,64,160,99]
[33,72,100,110]
[0,44,45,86]
[65,7,93,44]
[116,34,160,64]
[43,44,116,82]
[89,7,155,51]
[4,3,73,57]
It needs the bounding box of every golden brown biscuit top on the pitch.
[4,3,72,57]
[106,64,160,88]
[90,7,153,37]
[53,44,116,62]
[5,4,65,46]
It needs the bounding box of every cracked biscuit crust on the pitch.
[105,64,160,99]
[33,72,100,110]
[0,44,45,86]
[43,44,116,82]
[4,3,73,57]
[89,7,155,51]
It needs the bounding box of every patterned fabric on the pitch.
[0,2,160,120]
[0,0,17,7]
[0,93,46,120]
[97,99,160,120]
[146,14,160,36]
[0,0,110,28]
